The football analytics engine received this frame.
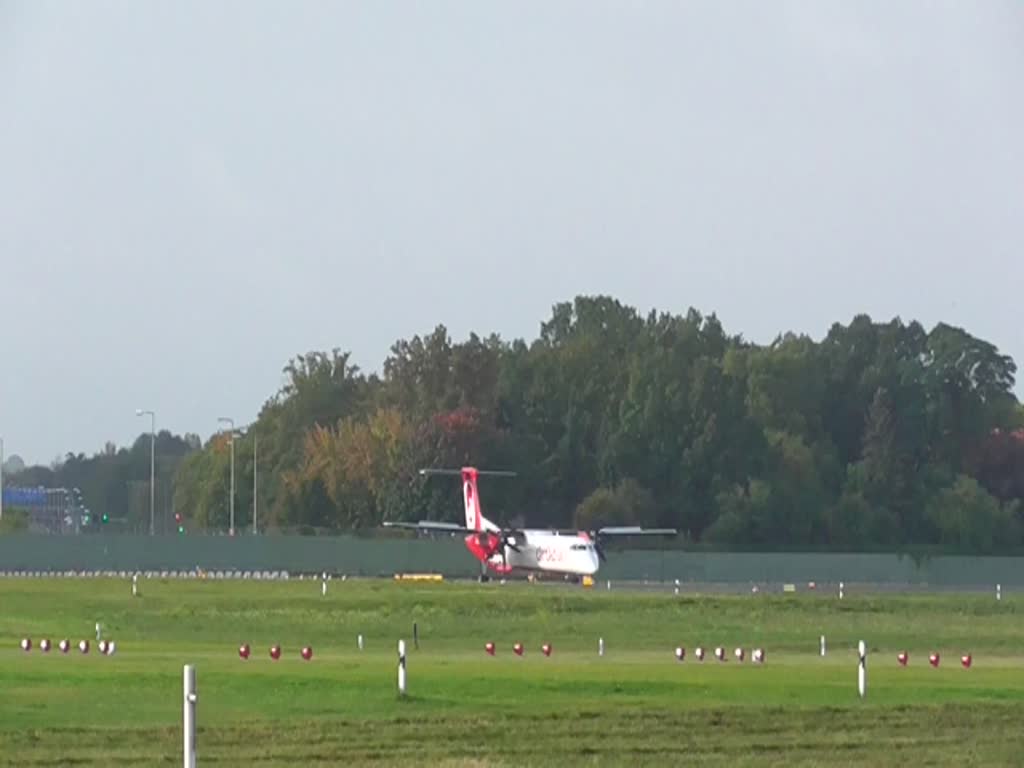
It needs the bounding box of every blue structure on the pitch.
[2,487,49,507]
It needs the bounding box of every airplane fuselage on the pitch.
[468,529,601,577]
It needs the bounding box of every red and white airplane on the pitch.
[383,467,676,579]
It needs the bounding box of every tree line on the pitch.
[7,296,1024,552]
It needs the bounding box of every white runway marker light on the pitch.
[858,641,866,699]
[397,640,407,696]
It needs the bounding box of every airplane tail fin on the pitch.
[418,467,516,532]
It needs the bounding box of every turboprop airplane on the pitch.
[383,467,677,579]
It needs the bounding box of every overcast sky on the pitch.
[1,1,1022,465]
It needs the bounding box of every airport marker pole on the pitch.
[857,641,866,699]
[398,640,407,696]
[183,664,197,768]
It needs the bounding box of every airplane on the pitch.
[383,467,677,580]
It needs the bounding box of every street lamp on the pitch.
[252,430,258,536]
[135,409,155,535]
[217,417,235,536]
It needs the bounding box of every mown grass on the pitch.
[1,578,1023,765]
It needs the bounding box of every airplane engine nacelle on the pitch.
[465,532,502,562]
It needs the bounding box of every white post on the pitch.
[997,583,1001,601]
[96,623,101,641]
[820,635,826,657]
[857,641,866,699]
[397,640,407,696]
[321,573,327,597]
[132,573,138,596]
[674,578,680,596]
[598,637,604,657]
[358,634,364,651]
[183,664,197,768]
[606,580,611,591]
[839,582,844,600]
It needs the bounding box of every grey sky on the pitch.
[1,1,1022,466]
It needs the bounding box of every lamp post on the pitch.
[252,432,258,535]
[218,417,235,536]
[135,410,155,535]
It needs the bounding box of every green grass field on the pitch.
[2,577,1023,766]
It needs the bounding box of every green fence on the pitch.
[1,534,1022,585]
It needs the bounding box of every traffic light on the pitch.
[175,512,184,534]
[101,513,109,524]
[178,525,185,534]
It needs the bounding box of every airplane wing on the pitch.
[596,526,678,536]
[383,520,475,533]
